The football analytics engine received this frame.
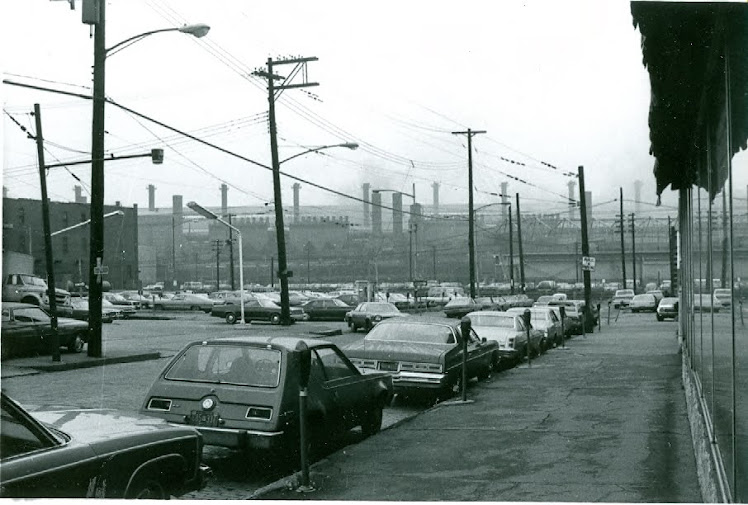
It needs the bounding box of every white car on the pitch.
[630,294,658,313]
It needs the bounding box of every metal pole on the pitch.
[515,194,525,292]
[468,131,476,299]
[299,386,310,485]
[88,0,106,357]
[270,256,274,288]
[267,58,292,325]
[524,309,532,367]
[238,231,245,325]
[409,225,413,282]
[215,240,220,289]
[33,104,60,362]
[172,215,176,289]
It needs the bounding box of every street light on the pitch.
[187,202,245,326]
[273,142,359,325]
[51,210,124,237]
[87,1,210,357]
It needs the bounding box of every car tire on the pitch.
[270,313,281,325]
[67,334,85,353]
[364,319,372,332]
[127,476,167,499]
[477,361,492,380]
[190,305,202,311]
[350,323,358,333]
[225,312,237,324]
[656,314,664,322]
[155,304,164,311]
[361,403,384,437]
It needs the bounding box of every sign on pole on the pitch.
[581,256,596,271]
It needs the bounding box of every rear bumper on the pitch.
[392,371,448,392]
[196,426,286,450]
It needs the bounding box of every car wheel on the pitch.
[270,313,281,325]
[477,361,492,380]
[67,334,85,353]
[127,476,167,499]
[225,312,237,324]
[190,305,201,311]
[350,323,358,333]
[155,304,164,311]
[364,319,372,332]
[656,314,664,322]
[361,403,384,437]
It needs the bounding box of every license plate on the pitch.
[378,361,399,372]
[190,411,219,427]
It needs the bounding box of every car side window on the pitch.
[314,348,358,382]
[2,309,10,322]
[0,401,53,460]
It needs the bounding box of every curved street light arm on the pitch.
[279,143,358,165]
[105,24,210,57]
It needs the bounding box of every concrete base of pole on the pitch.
[438,399,475,406]
[295,485,317,493]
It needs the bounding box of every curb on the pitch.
[6,352,162,374]
[308,328,343,337]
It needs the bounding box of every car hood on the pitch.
[56,317,89,329]
[344,339,451,363]
[30,407,198,450]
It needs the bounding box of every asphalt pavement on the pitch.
[254,315,702,502]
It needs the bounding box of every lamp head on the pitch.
[179,23,210,38]
[187,201,218,220]
[341,142,359,150]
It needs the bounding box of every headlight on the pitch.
[374,315,382,321]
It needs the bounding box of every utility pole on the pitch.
[721,190,728,287]
[515,193,525,292]
[212,240,221,290]
[33,104,60,362]
[254,56,318,325]
[451,128,486,299]
[172,216,176,288]
[578,166,592,329]
[270,256,275,288]
[630,213,637,293]
[228,214,235,290]
[508,204,514,295]
[88,0,106,357]
[408,224,414,282]
[619,187,627,290]
[306,243,310,286]
[432,245,437,279]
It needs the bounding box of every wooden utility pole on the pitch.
[630,213,637,292]
[451,128,486,299]
[515,193,525,292]
[33,104,60,361]
[579,166,592,329]
[508,204,514,294]
[228,214,235,290]
[619,187,627,289]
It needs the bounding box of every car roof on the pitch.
[466,310,517,318]
[375,317,461,329]
[190,335,333,350]
[2,302,39,309]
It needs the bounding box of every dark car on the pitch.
[344,302,407,332]
[153,293,216,312]
[1,302,89,358]
[0,391,210,499]
[336,293,360,306]
[211,297,305,324]
[69,297,117,324]
[443,297,480,318]
[343,318,498,401]
[141,336,393,453]
[301,298,352,321]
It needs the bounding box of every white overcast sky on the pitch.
[2,0,746,220]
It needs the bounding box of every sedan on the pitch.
[656,297,679,321]
[1,302,89,358]
[443,297,480,318]
[0,391,209,499]
[630,293,658,313]
[506,306,563,349]
[141,336,393,452]
[211,297,305,324]
[153,293,215,312]
[345,302,407,332]
[344,318,498,401]
[301,298,352,321]
[70,297,117,324]
[466,311,542,366]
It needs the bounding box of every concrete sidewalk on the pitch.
[256,317,702,502]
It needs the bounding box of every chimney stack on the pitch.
[432,182,440,215]
[392,192,403,235]
[501,182,508,220]
[147,184,156,211]
[220,184,228,216]
[363,183,371,227]
[634,180,643,215]
[74,185,88,204]
[292,183,301,224]
[568,180,577,219]
[371,190,382,234]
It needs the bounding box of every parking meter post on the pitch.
[607,301,611,325]
[559,306,566,349]
[295,341,314,492]
[523,309,532,367]
[597,303,601,331]
[460,318,471,402]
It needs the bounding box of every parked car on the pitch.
[443,297,480,318]
[1,302,89,358]
[301,298,352,321]
[713,288,732,308]
[0,391,209,498]
[117,290,151,308]
[647,290,665,304]
[656,297,679,321]
[344,302,407,332]
[547,300,583,335]
[630,293,658,313]
[612,289,635,308]
[506,306,563,349]
[385,292,415,309]
[102,297,136,319]
[692,293,720,313]
[103,292,138,310]
[153,293,215,312]
[335,293,360,306]
[69,297,118,323]
[141,336,393,453]
[211,298,305,324]
[474,296,504,311]
[344,318,498,401]
[465,311,542,366]
[534,295,555,306]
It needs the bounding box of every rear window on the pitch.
[165,344,282,387]
[366,322,456,344]
[469,314,515,328]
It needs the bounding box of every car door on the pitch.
[2,309,43,357]
[312,346,370,431]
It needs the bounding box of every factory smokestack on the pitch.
[292,183,301,224]
[371,190,382,234]
[220,184,228,216]
[392,192,403,235]
[363,183,371,227]
[147,184,156,211]
[432,182,440,215]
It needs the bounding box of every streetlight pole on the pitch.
[187,202,245,325]
[87,6,209,356]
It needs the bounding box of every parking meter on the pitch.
[523,309,532,366]
[294,340,312,488]
[559,306,566,348]
[296,340,311,389]
[460,317,471,402]
[597,303,601,331]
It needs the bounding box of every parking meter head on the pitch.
[559,305,566,318]
[295,340,311,389]
[522,309,531,327]
[460,317,472,339]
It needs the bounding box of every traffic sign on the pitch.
[581,256,596,271]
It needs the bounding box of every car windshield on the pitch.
[20,275,47,288]
[366,322,456,344]
[362,303,399,313]
[13,306,51,323]
[445,298,472,307]
[468,314,516,328]
[258,299,280,308]
[633,295,654,302]
[616,290,635,297]
[165,344,282,387]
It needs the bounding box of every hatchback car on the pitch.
[343,318,498,401]
[141,336,393,453]
[0,391,209,499]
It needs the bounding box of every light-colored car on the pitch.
[465,311,542,366]
[646,290,664,304]
[656,297,678,321]
[713,288,732,308]
[506,306,563,349]
[630,293,658,313]
[152,293,215,312]
[612,289,635,308]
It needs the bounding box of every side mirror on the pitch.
[296,341,311,389]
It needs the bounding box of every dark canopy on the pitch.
[631,2,748,197]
